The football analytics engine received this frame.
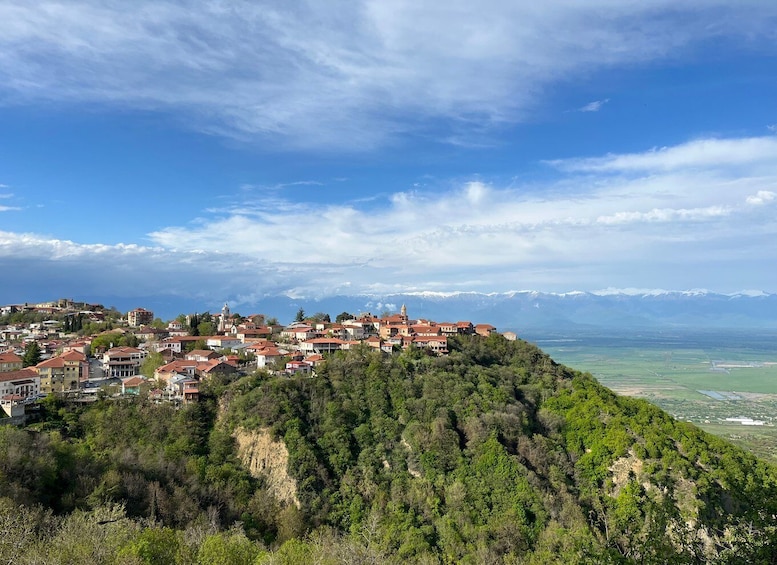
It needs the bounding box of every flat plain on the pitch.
[526,329,777,461]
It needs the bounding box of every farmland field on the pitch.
[524,329,777,461]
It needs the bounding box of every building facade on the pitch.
[127,308,154,327]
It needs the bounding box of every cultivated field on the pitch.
[528,330,777,461]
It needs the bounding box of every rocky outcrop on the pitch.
[234,427,300,508]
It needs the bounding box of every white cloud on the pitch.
[595,206,729,225]
[546,136,777,173]
[0,2,775,149]
[746,190,776,205]
[0,206,20,212]
[579,98,610,112]
[140,135,777,294]
[3,135,777,299]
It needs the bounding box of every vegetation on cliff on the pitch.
[1,335,776,563]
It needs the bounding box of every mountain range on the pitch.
[113,289,777,331]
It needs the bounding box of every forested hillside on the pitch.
[1,335,776,563]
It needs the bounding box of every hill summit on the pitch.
[221,334,777,563]
[1,334,775,563]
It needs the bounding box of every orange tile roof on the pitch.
[122,376,145,386]
[36,357,66,369]
[60,350,87,361]
[0,352,22,363]
[0,368,37,382]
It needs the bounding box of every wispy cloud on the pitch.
[0,2,775,149]
[545,136,777,173]
[0,191,18,210]
[595,206,729,225]
[579,98,610,112]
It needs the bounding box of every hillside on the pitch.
[1,335,776,563]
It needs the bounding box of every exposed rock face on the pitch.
[609,451,644,495]
[234,427,300,508]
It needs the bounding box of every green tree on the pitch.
[140,351,165,378]
[22,341,41,367]
[197,529,263,565]
[335,311,353,323]
[90,334,118,353]
[118,334,139,348]
[294,308,305,323]
[185,339,209,353]
[118,526,181,565]
[189,313,200,335]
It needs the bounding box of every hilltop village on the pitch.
[0,299,508,423]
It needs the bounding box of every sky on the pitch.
[1,1,777,313]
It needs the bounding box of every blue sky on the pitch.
[1,1,776,312]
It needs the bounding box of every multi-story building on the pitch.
[35,350,87,393]
[0,368,40,401]
[474,324,497,337]
[0,368,40,417]
[0,352,23,373]
[127,307,154,327]
[103,346,146,378]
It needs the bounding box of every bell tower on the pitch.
[219,302,230,333]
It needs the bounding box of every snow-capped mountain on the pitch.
[90,289,777,331]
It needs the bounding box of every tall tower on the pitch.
[219,302,230,333]
[400,304,407,321]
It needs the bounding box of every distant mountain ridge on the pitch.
[96,288,777,331]
[365,289,777,330]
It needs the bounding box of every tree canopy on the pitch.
[22,341,41,367]
[1,334,776,563]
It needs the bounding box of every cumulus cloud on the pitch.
[746,190,777,205]
[0,230,348,304]
[139,135,777,295]
[0,1,775,149]
[3,135,777,300]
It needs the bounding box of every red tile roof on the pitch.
[0,352,22,363]
[60,350,87,361]
[122,376,145,387]
[0,368,37,383]
[36,357,66,369]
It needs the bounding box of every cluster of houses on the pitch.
[1,300,506,421]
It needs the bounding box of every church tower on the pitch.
[400,304,407,321]
[219,302,230,333]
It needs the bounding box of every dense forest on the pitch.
[1,335,776,563]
